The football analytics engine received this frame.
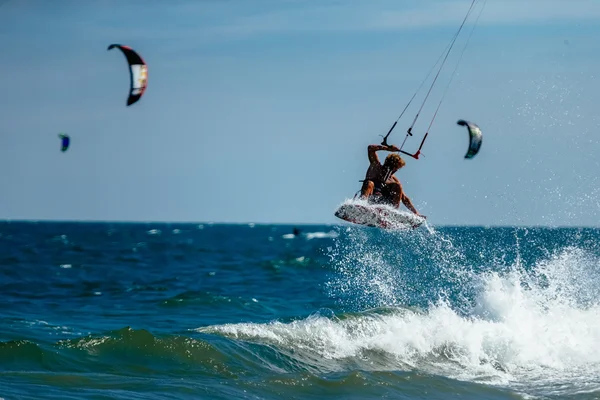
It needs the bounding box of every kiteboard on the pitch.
[334,199,425,230]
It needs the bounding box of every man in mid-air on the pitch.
[359,143,423,217]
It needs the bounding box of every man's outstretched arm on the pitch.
[401,193,420,215]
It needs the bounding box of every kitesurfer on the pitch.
[359,144,423,216]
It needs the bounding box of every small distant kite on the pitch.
[457,119,482,159]
[107,44,148,106]
[58,133,70,152]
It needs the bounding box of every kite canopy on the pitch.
[58,133,70,152]
[457,119,482,159]
[107,44,148,106]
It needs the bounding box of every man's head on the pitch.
[384,153,405,171]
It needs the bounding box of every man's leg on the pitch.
[360,180,375,199]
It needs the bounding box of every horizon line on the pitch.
[0,219,599,230]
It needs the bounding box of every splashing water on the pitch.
[200,227,600,397]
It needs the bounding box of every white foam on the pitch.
[305,231,339,240]
[199,245,600,396]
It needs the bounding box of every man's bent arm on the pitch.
[368,144,399,164]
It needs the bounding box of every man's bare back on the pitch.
[364,161,400,187]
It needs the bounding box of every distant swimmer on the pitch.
[359,144,423,217]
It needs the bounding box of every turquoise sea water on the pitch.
[1,221,599,399]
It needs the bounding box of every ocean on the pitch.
[1,221,599,399]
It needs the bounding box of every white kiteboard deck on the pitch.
[334,199,425,230]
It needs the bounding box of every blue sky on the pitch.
[1,0,600,226]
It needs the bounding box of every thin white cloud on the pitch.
[7,1,599,49]
[199,0,600,38]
